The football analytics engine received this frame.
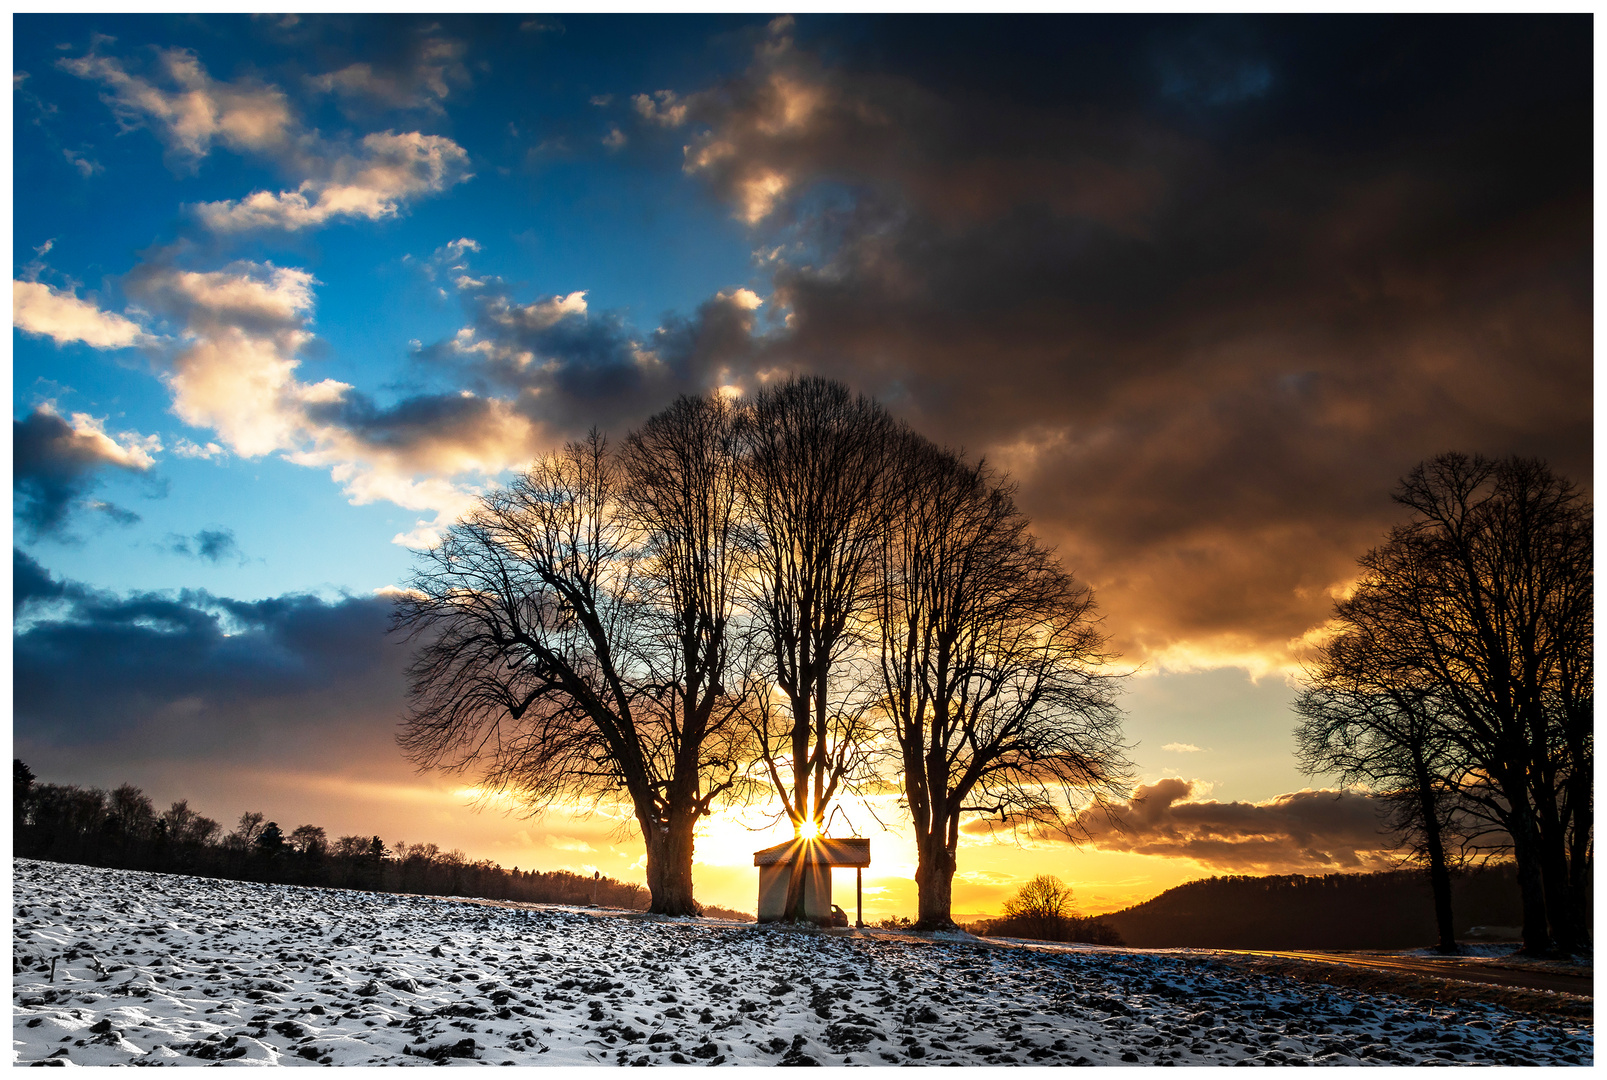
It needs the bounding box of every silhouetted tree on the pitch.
[14,759,36,826]
[982,874,1121,943]
[1295,677,1469,953]
[396,409,752,916]
[288,824,327,856]
[1005,874,1074,922]
[738,378,899,919]
[256,821,285,855]
[161,800,220,849]
[334,834,373,859]
[28,784,108,863]
[100,784,157,867]
[1322,453,1592,953]
[229,811,267,850]
[875,438,1129,928]
[614,394,759,911]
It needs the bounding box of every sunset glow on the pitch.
[14,15,1588,924]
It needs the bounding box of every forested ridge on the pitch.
[1103,867,1528,950]
[11,760,752,921]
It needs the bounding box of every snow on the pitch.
[12,859,1594,1066]
[1405,942,1592,967]
[1410,943,1529,958]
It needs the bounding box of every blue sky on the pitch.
[16,14,776,600]
[13,15,1591,915]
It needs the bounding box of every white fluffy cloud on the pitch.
[171,437,226,460]
[129,261,332,457]
[194,132,472,233]
[63,46,471,234]
[668,18,825,225]
[13,280,147,349]
[126,258,537,540]
[632,90,688,127]
[47,404,162,470]
[716,287,765,310]
[483,290,589,330]
[59,47,295,166]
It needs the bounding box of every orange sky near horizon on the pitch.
[89,660,1384,923]
[152,764,1217,920]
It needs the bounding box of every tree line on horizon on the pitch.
[9,760,750,921]
[1294,454,1592,957]
[8,758,1547,950]
[396,376,1131,928]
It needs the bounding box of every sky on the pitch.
[12,14,1592,920]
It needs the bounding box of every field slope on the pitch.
[11,859,1591,1066]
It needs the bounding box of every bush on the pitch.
[980,874,1125,945]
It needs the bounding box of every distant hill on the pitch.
[1103,866,1525,950]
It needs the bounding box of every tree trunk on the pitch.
[642,812,699,916]
[1537,821,1582,954]
[1564,726,1593,951]
[1423,836,1457,954]
[913,829,957,930]
[1507,811,1552,955]
[1411,756,1457,954]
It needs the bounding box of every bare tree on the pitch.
[616,393,758,908]
[737,377,900,846]
[334,835,374,861]
[1001,874,1075,932]
[876,438,1130,928]
[1326,453,1592,954]
[396,410,751,916]
[288,824,328,857]
[1294,669,1470,953]
[108,784,157,842]
[228,811,267,850]
[160,800,219,848]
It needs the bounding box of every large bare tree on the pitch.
[395,409,751,916]
[1322,453,1592,954]
[875,438,1130,929]
[615,394,759,896]
[738,377,900,843]
[1294,658,1471,954]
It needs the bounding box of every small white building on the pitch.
[753,837,870,925]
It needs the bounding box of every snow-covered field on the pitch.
[12,859,1593,1066]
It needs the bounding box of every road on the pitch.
[1217,950,1594,997]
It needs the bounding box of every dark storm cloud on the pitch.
[416,276,772,440]
[14,407,153,541]
[14,555,405,764]
[655,15,1592,666]
[165,528,243,565]
[1149,18,1275,109]
[15,547,71,611]
[304,387,520,455]
[965,777,1395,872]
[1087,779,1396,872]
